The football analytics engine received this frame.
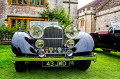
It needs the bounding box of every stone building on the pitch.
[78,0,120,33]
[0,0,78,30]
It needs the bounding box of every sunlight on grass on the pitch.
[0,45,120,79]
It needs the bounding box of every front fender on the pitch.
[74,32,94,53]
[11,31,37,55]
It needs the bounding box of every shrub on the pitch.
[17,20,26,30]
[0,21,25,41]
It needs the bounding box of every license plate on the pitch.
[42,61,70,67]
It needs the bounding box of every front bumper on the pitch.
[12,53,97,62]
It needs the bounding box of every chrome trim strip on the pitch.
[12,55,97,61]
[43,25,63,30]
[45,53,66,54]
[42,38,65,40]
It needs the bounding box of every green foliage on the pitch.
[17,20,26,30]
[0,21,26,41]
[0,46,120,79]
[39,5,73,30]
[0,22,15,41]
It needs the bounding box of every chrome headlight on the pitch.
[65,25,79,39]
[67,50,73,56]
[66,40,75,48]
[38,49,45,57]
[35,40,44,48]
[30,25,43,39]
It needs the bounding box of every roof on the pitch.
[78,0,107,13]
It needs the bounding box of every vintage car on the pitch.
[11,21,97,72]
[91,22,120,52]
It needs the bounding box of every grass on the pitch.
[0,45,120,79]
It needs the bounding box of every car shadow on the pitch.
[93,50,120,58]
[23,62,79,72]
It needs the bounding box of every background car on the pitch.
[91,22,120,52]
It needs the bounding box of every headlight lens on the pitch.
[38,49,45,57]
[30,25,43,39]
[66,40,75,48]
[65,25,79,39]
[35,40,44,48]
[67,50,73,56]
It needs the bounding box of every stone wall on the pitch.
[7,5,46,17]
[49,0,78,26]
[96,6,120,31]
[78,0,120,33]
[0,0,7,25]
[6,0,64,18]
[78,7,96,33]
[0,0,78,26]
[63,2,78,26]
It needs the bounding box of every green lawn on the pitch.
[0,45,120,79]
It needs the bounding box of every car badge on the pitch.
[62,48,65,53]
[45,47,48,53]
[54,48,57,53]
[49,47,53,53]
[58,47,62,53]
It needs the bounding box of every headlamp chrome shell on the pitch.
[30,25,43,39]
[38,49,45,57]
[35,40,44,48]
[66,40,75,48]
[66,50,73,56]
[65,25,79,39]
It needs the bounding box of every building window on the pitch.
[11,19,27,29]
[10,0,47,6]
[80,19,84,27]
[17,20,21,26]
[23,20,27,29]
[30,0,34,5]
[12,0,16,4]
[12,20,16,28]
[23,0,27,4]
[18,0,22,4]
[36,0,39,5]
[8,17,48,30]
[41,0,44,5]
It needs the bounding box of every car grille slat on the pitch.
[43,28,63,47]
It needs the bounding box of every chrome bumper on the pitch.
[12,53,97,62]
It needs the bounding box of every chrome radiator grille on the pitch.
[43,28,63,47]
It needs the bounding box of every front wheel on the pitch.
[74,60,91,71]
[74,52,92,71]
[14,61,25,72]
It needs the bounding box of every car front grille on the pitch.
[43,28,63,47]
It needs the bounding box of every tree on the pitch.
[39,4,73,30]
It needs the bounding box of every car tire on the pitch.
[74,52,91,71]
[14,61,25,72]
[74,60,91,71]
